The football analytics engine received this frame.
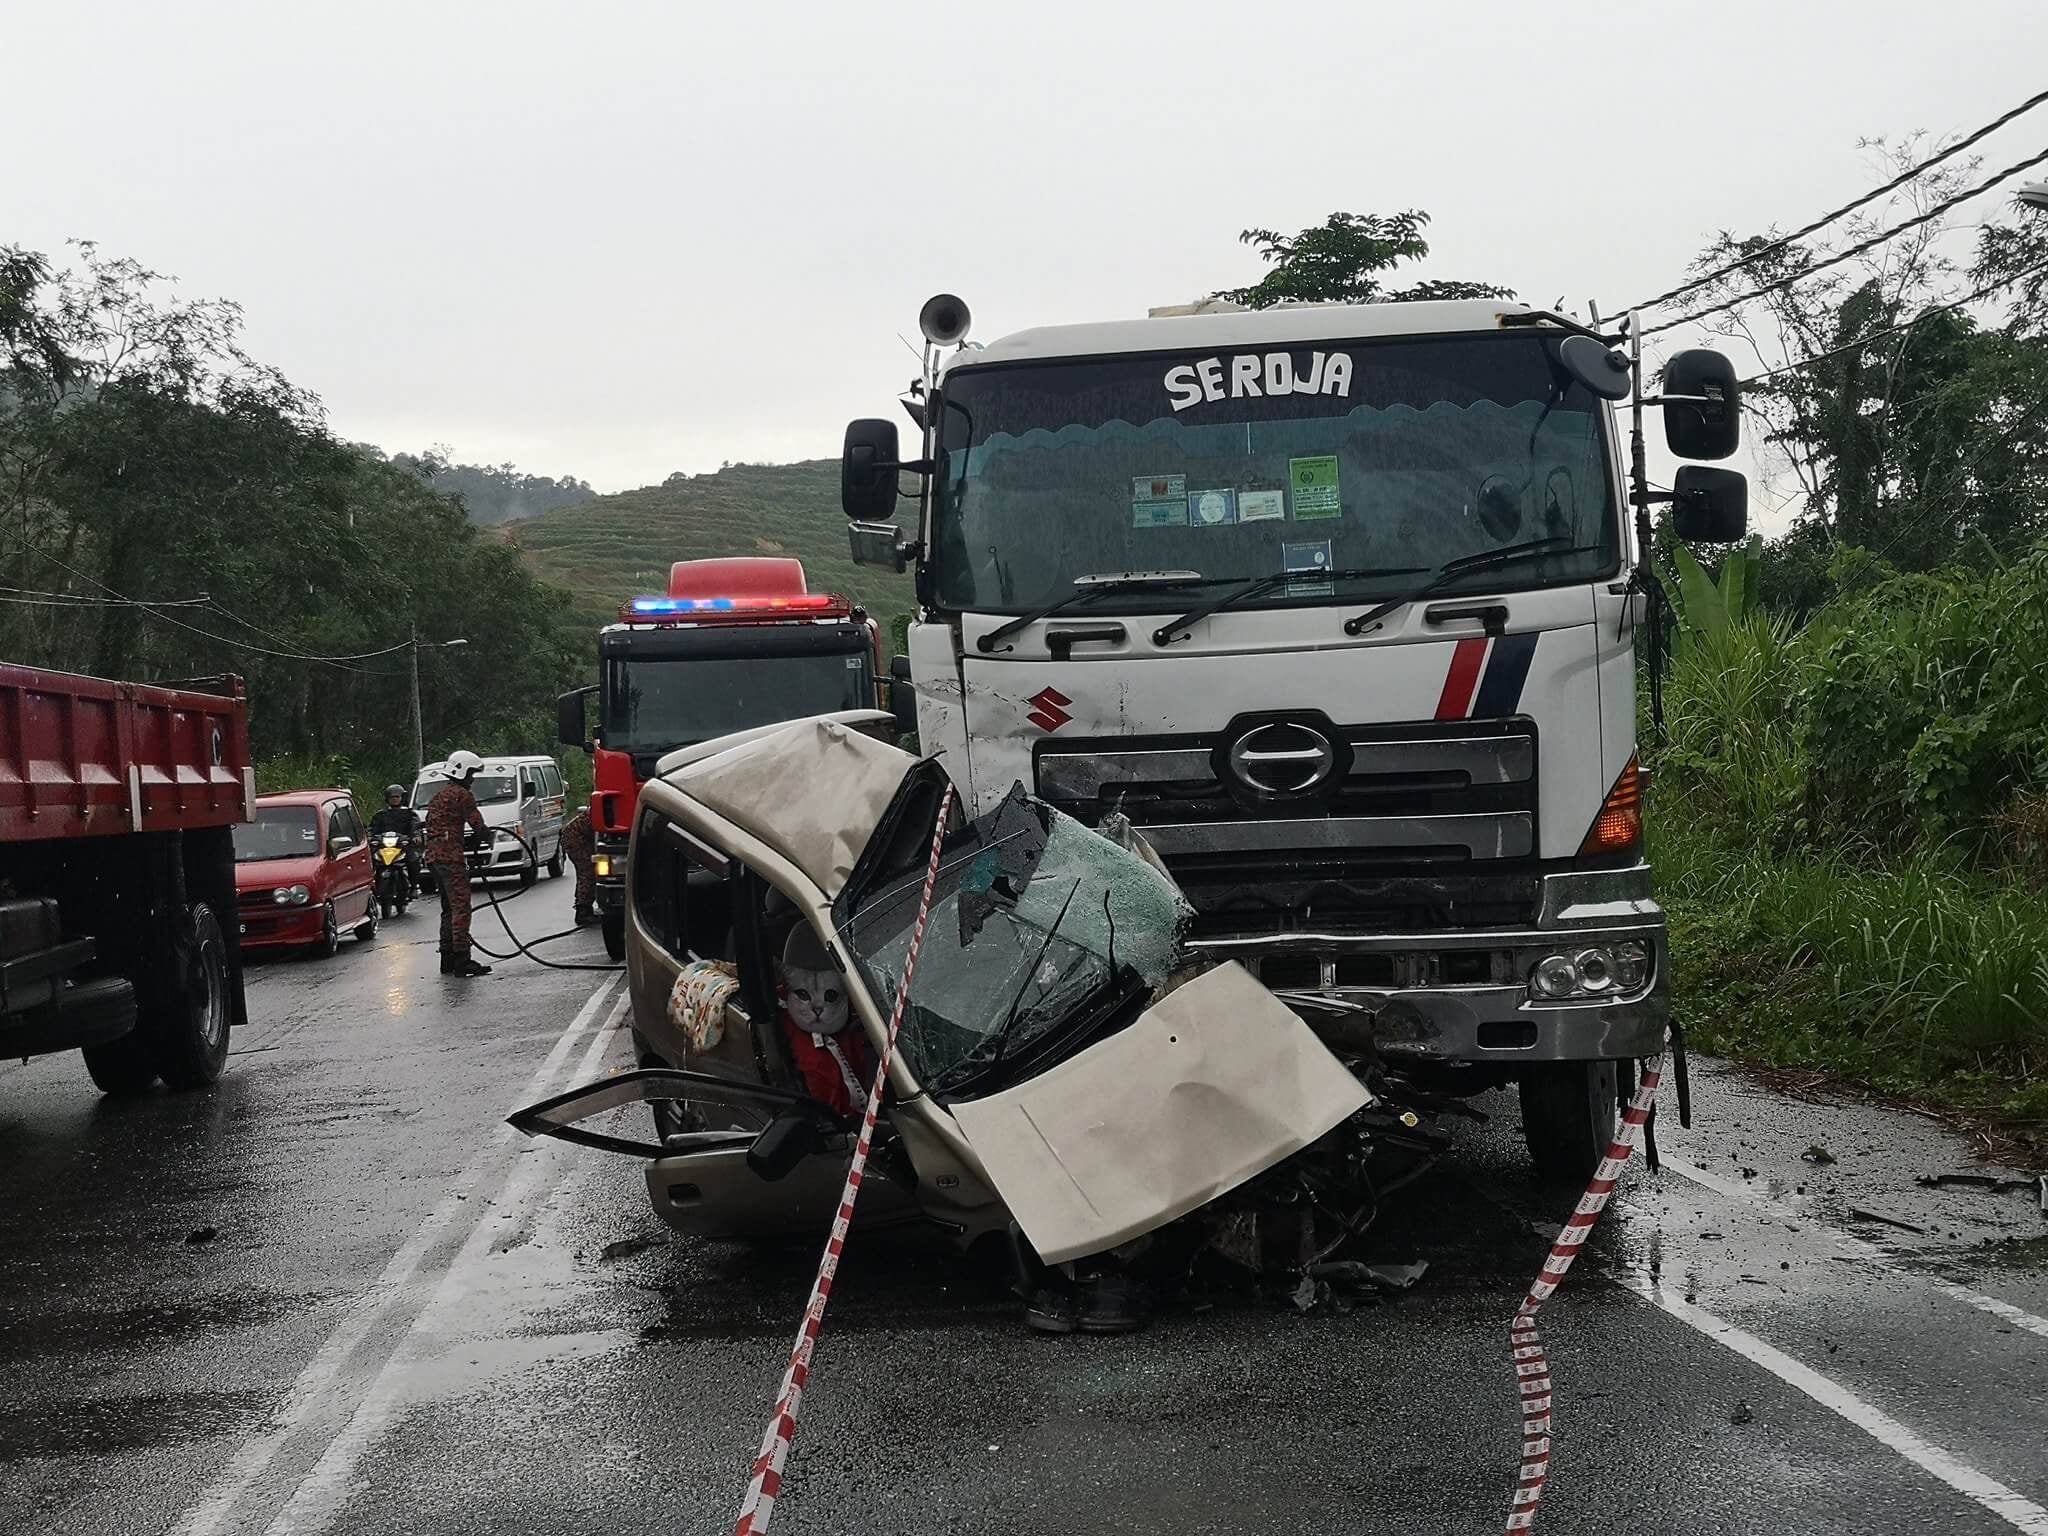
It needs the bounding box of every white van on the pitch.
[412,754,568,887]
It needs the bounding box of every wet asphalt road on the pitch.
[5,871,2048,1535]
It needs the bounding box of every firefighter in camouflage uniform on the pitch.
[561,805,597,926]
[425,750,492,977]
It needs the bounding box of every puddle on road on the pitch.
[0,1287,325,1360]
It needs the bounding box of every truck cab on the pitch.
[842,296,1744,1176]
[559,557,883,959]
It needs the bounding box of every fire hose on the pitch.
[464,828,622,973]
[732,784,955,1536]
[1502,1051,1663,1532]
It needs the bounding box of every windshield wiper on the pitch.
[977,570,1205,654]
[1152,564,1428,647]
[1340,537,1596,637]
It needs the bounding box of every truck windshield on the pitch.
[234,807,319,862]
[930,332,1618,614]
[602,651,872,755]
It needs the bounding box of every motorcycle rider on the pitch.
[424,750,492,978]
[368,784,423,891]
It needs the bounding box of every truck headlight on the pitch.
[1530,942,1652,1001]
[594,854,612,878]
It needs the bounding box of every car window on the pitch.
[326,804,350,850]
[544,764,563,797]
[632,808,692,961]
[339,802,364,841]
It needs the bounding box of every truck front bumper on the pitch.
[1185,862,1668,1065]
[593,840,627,915]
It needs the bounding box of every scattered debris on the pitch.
[1848,1206,1926,1235]
[1699,1230,1725,1241]
[599,1236,660,1263]
[183,1226,218,1246]
[1730,1400,1754,1426]
[1801,1144,1837,1166]
[1310,1258,1429,1291]
[1740,1167,1758,1179]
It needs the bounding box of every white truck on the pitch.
[840,295,1746,1177]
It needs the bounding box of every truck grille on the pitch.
[1035,715,1541,932]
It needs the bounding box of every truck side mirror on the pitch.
[1662,350,1741,461]
[887,653,917,741]
[1670,466,1748,542]
[842,418,901,523]
[556,687,593,752]
[849,520,908,572]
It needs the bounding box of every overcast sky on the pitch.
[13,1,2048,509]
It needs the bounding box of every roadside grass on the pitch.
[1655,786,2048,1138]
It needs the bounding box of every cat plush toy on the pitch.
[778,927,872,1116]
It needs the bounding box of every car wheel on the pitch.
[546,848,564,879]
[355,900,378,943]
[601,910,625,962]
[313,903,340,959]
[518,858,538,890]
[1519,1060,1621,1183]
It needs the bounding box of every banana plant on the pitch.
[1671,535,1762,651]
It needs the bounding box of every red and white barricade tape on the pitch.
[733,785,955,1536]
[1503,1054,1664,1533]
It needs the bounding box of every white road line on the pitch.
[168,971,623,1536]
[260,992,632,1536]
[1612,1269,2048,1534]
[1663,1156,2048,1343]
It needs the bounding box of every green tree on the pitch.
[1215,209,1515,310]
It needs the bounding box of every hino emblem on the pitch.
[1026,687,1073,733]
[1228,721,1336,796]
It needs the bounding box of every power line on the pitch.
[1630,86,2048,314]
[1642,142,2048,337]
[1734,253,2048,388]
[15,542,415,668]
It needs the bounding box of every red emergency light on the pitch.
[618,592,853,624]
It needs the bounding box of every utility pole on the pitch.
[410,626,469,771]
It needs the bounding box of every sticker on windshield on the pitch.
[1132,498,1188,528]
[1189,488,1236,527]
[1290,456,1342,519]
[1238,483,1286,522]
[1132,474,1186,503]
[1283,538,1335,596]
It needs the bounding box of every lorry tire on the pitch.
[148,901,233,1090]
[82,1032,160,1095]
[1519,1060,1620,1183]
[601,909,625,962]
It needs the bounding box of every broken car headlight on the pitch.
[1529,941,1651,1001]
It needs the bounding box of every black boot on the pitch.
[451,949,492,978]
[574,908,597,927]
[439,949,455,975]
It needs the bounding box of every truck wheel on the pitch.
[1519,1060,1620,1183]
[83,1034,159,1095]
[601,910,625,962]
[149,901,233,1090]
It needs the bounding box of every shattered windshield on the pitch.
[837,785,1189,1096]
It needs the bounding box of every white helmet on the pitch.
[444,749,484,781]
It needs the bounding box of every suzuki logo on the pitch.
[1228,721,1336,796]
[1025,687,1073,733]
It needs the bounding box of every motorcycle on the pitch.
[374,831,415,917]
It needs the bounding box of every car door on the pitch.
[328,800,372,921]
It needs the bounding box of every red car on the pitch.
[232,789,380,957]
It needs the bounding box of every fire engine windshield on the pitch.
[602,650,872,755]
[929,332,1619,614]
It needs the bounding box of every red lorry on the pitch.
[557,557,886,959]
[0,664,253,1093]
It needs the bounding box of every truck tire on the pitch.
[601,909,625,962]
[1519,1060,1620,1183]
[148,901,233,1090]
[82,1033,159,1095]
